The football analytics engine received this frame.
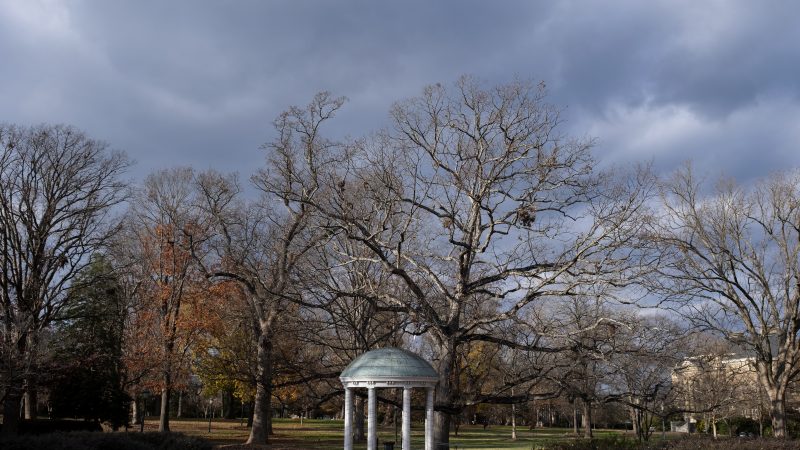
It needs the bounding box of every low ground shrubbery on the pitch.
[546,435,800,450]
[8,419,103,435]
[0,431,212,450]
[546,435,642,449]
[664,437,800,450]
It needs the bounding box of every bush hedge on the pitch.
[7,419,103,435]
[0,431,212,450]
[546,435,800,450]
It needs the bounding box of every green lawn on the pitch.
[139,417,640,449]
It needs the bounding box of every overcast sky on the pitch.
[1,0,798,187]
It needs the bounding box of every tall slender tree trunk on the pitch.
[511,395,517,440]
[573,406,579,435]
[382,397,394,426]
[630,408,639,438]
[132,400,139,425]
[177,391,182,418]
[582,399,593,438]
[246,323,274,444]
[23,334,39,420]
[159,336,173,434]
[433,338,456,447]
[160,297,179,433]
[159,384,171,431]
[711,412,717,439]
[223,390,237,419]
[23,385,37,419]
[355,396,365,441]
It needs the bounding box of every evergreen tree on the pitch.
[48,255,130,428]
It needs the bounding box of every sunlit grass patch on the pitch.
[134,418,638,449]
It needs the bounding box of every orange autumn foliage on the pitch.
[122,222,215,395]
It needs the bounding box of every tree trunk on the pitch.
[433,338,456,446]
[711,412,717,439]
[246,325,274,444]
[159,335,174,432]
[511,401,517,440]
[770,395,786,438]
[22,331,39,421]
[177,391,182,418]
[573,406,579,435]
[132,400,139,425]
[582,400,592,438]
[159,385,171,432]
[223,390,237,419]
[758,360,788,438]
[23,380,37,420]
[382,397,394,426]
[355,396,366,441]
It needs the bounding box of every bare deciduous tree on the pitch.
[606,315,685,443]
[548,296,621,438]
[672,340,758,439]
[646,166,800,437]
[0,124,128,435]
[296,232,410,442]
[273,77,654,445]
[194,93,344,444]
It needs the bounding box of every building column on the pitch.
[368,387,377,450]
[425,387,434,450]
[402,387,412,450]
[344,387,354,450]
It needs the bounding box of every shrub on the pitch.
[664,436,800,450]
[126,432,213,450]
[546,435,644,450]
[0,431,212,450]
[0,419,105,435]
[543,435,800,450]
[728,417,760,436]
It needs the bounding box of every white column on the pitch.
[425,387,434,450]
[402,387,412,450]
[344,387,354,450]
[368,387,377,450]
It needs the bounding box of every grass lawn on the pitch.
[133,417,642,449]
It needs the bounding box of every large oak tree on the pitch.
[271,77,653,445]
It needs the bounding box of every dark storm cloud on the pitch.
[0,0,798,185]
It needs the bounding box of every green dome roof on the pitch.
[340,347,438,379]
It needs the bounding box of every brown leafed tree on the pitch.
[121,167,207,432]
[645,166,800,438]
[0,124,129,436]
